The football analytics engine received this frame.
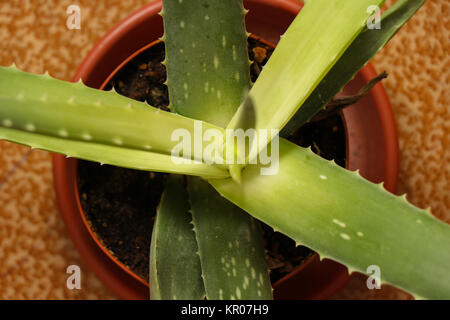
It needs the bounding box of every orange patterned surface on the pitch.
[0,0,448,300]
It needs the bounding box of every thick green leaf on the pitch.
[162,0,250,127]
[0,66,224,162]
[162,0,271,300]
[0,126,227,178]
[187,177,272,300]
[210,139,450,299]
[151,0,252,299]
[150,175,205,300]
[282,0,426,137]
[227,0,385,154]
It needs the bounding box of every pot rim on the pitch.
[53,0,399,300]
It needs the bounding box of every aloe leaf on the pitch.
[152,0,253,298]
[281,0,426,137]
[0,66,223,160]
[227,0,385,151]
[209,139,450,299]
[162,0,250,128]
[0,127,227,178]
[162,0,271,300]
[187,177,272,300]
[150,175,205,300]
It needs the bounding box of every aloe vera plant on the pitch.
[1,0,448,300]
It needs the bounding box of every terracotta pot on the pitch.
[53,0,399,300]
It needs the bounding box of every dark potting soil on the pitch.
[78,38,346,284]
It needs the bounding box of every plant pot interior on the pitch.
[76,37,347,287]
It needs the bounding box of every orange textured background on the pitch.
[0,0,448,299]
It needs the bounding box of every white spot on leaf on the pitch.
[58,129,69,137]
[332,218,346,228]
[340,233,351,240]
[16,91,25,100]
[113,138,123,146]
[25,123,36,132]
[2,119,12,127]
[67,96,75,104]
[82,133,92,141]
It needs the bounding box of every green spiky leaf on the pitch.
[162,0,271,301]
[282,0,426,136]
[162,0,250,127]
[0,126,227,178]
[210,139,450,299]
[0,66,229,178]
[0,66,226,163]
[187,177,272,300]
[150,175,205,300]
[227,0,385,155]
